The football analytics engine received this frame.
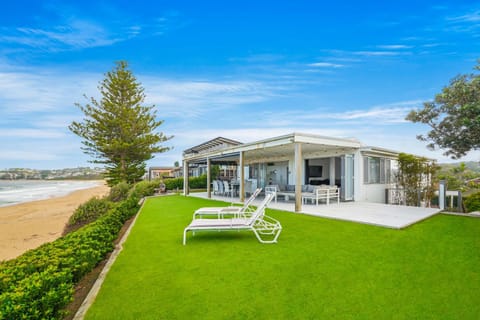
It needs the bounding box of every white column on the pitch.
[239,151,245,202]
[295,143,303,213]
[329,157,335,186]
[207,158,211,198]
[183,160,189,196]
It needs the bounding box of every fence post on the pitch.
[457,191,463,213]
[439,180,446,210]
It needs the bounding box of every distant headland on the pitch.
[0,167,105,180]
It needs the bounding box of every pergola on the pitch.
[183,132,362,212]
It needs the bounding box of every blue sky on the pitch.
[1,0,480,169]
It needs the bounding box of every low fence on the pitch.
[385,187,463,212]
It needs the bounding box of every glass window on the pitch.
[368,157,380,183]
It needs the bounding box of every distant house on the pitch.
[147,166,181,180]
[466,177,480,186]
[182,133,410,212]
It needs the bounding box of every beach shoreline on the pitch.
[0,181,110,262]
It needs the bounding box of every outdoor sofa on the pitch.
[265,184,340,205]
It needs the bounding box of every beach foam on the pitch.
[0,180,101,208]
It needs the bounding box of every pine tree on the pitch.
[69,61,172,186]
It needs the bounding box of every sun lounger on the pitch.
[193,188,262,219]
[183,193,281,245]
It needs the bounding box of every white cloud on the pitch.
[144,78,282,117]
[353,51,406,57]
[0,69,98,113]
[376,44,413,49]
[0,150,58,161]
[448,10,480,23]
[307,62,344,68]
[0,19,123,51]
[0,128,65,138]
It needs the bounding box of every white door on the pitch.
[341,154,354,201]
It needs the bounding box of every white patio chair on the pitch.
[183,193,281,245]
[212,180,219,195]
[193,188,262,219]
[218,180,224,195]
[223,180,233,197]
[264,185,278,203]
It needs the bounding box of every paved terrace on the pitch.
[189,193,440,229]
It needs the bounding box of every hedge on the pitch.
[67,197,114,230]
[163,174,207,191]
[463,192,480,213]
[0,184,148,320]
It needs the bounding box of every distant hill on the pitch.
[0,167,105,180]
[438,161,480,173]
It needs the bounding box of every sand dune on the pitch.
[0,182,110,262]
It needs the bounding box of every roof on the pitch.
[361,146,436,161]
[183,137,243,156]
[183,132,362,163]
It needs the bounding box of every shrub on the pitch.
[163,174,207,191]
[0,188,141,319]
[67,197,113,227]
[463,192,480,213]
[128,180,161,202]
[108,181,131,202]
[163,177,183,191]
[190,175,207,189]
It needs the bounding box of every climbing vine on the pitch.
[396,153,438,206]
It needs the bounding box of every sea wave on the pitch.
[0,180,100,208]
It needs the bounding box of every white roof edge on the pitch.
[184,132,363,161]
[361,146,436,161]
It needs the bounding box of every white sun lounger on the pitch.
[183,193,281,245]
[193,188,262,219]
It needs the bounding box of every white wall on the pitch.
[308,158,330,179]
[356,152,396,203]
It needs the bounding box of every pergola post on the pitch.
[207,158,211,198]
[183,160,189,196]
[239,151,245,202]
[295,143,303,213]
[329,157,336,186]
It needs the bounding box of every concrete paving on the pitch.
[189,193,440,229]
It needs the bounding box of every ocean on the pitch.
[0,180,100,208]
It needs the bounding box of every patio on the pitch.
[189,192,440,229]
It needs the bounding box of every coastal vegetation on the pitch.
[69,61,172,186]
[0,180,159,319]
[65,197,114,234]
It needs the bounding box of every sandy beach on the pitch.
[0,182,110,262]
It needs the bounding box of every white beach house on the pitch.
[182,132,403,212]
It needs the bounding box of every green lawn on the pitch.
[85,195,480,319]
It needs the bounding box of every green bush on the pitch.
[163,175,207,191]
[163,177,183,190]
[68,197,113,227]
[0,266,74,320]
[128,180,161,202]
[463,192,480,213]
[0,187,141,319]
[190,175,207,189]
[107,181,131,202]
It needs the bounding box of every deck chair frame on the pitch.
[193,188,262,219]
[183,193,281,245]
